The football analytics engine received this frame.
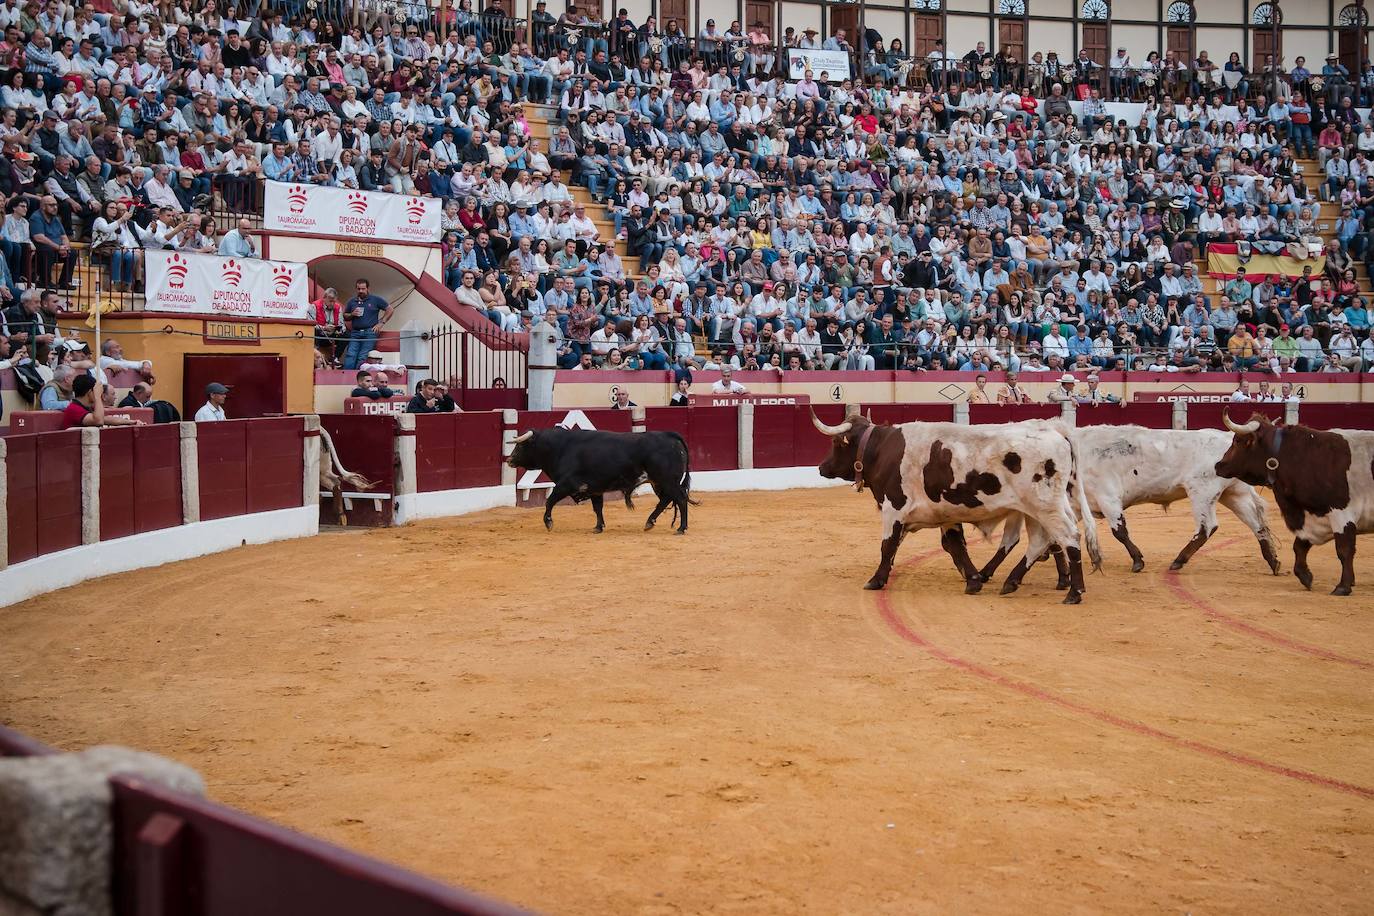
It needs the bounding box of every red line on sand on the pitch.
[875,551,1374,801]
[1162,539,1374,671]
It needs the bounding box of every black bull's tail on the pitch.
[663,431,700,528]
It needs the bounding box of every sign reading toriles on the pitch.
[264,183,442,243]
[146,251,310,320]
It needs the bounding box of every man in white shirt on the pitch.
[711,366,749,394]
[1041,327,1071,361]
[194,383,230,421]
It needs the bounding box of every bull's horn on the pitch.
[513,430,534,443]
[1222,412,1261,435]
[810,406,853,437]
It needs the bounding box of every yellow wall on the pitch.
[98,315,316,416]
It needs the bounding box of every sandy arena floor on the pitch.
[2,490,1372,914]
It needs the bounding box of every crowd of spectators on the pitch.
[2,0,1374,394]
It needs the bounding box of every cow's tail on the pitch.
[1068,433,1103,572]
[666,431,700,506]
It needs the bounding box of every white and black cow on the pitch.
[981,426,1282,579]
[812,408,1102,603]
[1217,413,1374,595]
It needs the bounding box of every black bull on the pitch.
[507,427,699,533]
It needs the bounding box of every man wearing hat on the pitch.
[195,383,230,422]
[1046,373,1079,404]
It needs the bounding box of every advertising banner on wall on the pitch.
[263,182,443,243]
[145,250,311,320]
[785,48,852,82]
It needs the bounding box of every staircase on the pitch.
[523,103,640,279]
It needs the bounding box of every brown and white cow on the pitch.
[1216,413,1374,595]
[320,427,377,526]
[812,408,1102,603]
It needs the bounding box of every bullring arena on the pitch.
[2,481,1371,913]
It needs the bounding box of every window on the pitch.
[912,0,942,9]
[1080,0,1108,20]
[1338,3,1368,26]
[1250,2,1279,25]
[998,0,1027,15]
[1165,1,1194,22]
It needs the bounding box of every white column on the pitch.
[394,414,417,500]
[1172,400,1188,430]
[302,415,321,508]
[737,402,754,469]
[953,401,970,424]
[179,422,200,524]
[1060,401,1077,426]
[631,405,646,433]
[1285,400,1300,426]
[79,428,100,546]
[399,319,430,395]
[500,408,518,486]
[0,438,8,572]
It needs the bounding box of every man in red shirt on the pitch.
[62,376,145,429]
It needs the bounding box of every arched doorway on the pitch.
[1251,3,1281,94]
[1079,0,1109,95]
[997,0,1028,76]
[1338,3,1368,84]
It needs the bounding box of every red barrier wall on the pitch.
[642,406,740,471]
[1186,403,1286,430]
[863,403,958,426]
[5,435,38,564]
[1295,403,1374,430]
[37,430,83,557]
[99,426,182,541]
[516,409,632,434]
[1076,402,1174,428]
[319,415,397,526]
[197,419,304,521]
[969,404,1065,424]
[416,413,504,492]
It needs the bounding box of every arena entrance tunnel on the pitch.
[308,255,419,310]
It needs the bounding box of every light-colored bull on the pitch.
[984,426,1281,579]
[319,427,377,526]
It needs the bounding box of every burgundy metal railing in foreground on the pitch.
[0,725,531,916]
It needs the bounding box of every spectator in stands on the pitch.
[351,370,396,400]
[38,363,76,411]
[118,383,153,408]
[406,378,457,413]
[62,375,145,429]
[1046,373,1078,403]
[195,382,230,422]
[342,279,393,370]
[29,195,76,288]
[98,340,152,384]
[711,366,747,393]
[218,218,258,258]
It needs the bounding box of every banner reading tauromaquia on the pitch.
[145,250,311,320]
[263,182,443,243]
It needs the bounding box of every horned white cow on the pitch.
[812,408,1102,603]
[981,426,1282,579]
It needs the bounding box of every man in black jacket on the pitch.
[406,378,457,413]
[350,371,396,400]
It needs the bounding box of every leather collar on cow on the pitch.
[853,422,877,493]
[1265,425,1284,485]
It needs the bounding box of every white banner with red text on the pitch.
[263,182,443,243]
[144,250,311,320]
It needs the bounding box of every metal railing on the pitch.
[428,322,528,409]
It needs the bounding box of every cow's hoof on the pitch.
[674,528,687,536]
[1296,569,1314,590]
[1167,561,1185,572]
[863,578,887,590]
[643,521,655,532]
[543,518,553,531]
[999,580,1021,596]
[1331,584,1353,596]
[1269,562,1282,575]
[1054,578,1070,591]
[592,526,604,534]
[1062,591,1083,605]
[1131,559,1146,573]
[964,577,984,595]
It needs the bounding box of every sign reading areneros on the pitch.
[146,251,310,320]
[264,183,443,243]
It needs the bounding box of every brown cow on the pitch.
[1216,413,1374,595]
[812,407,1102,603]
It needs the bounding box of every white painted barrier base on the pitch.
[691,467,846,492]
[0,507,318,610]
[394,485,514,525]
